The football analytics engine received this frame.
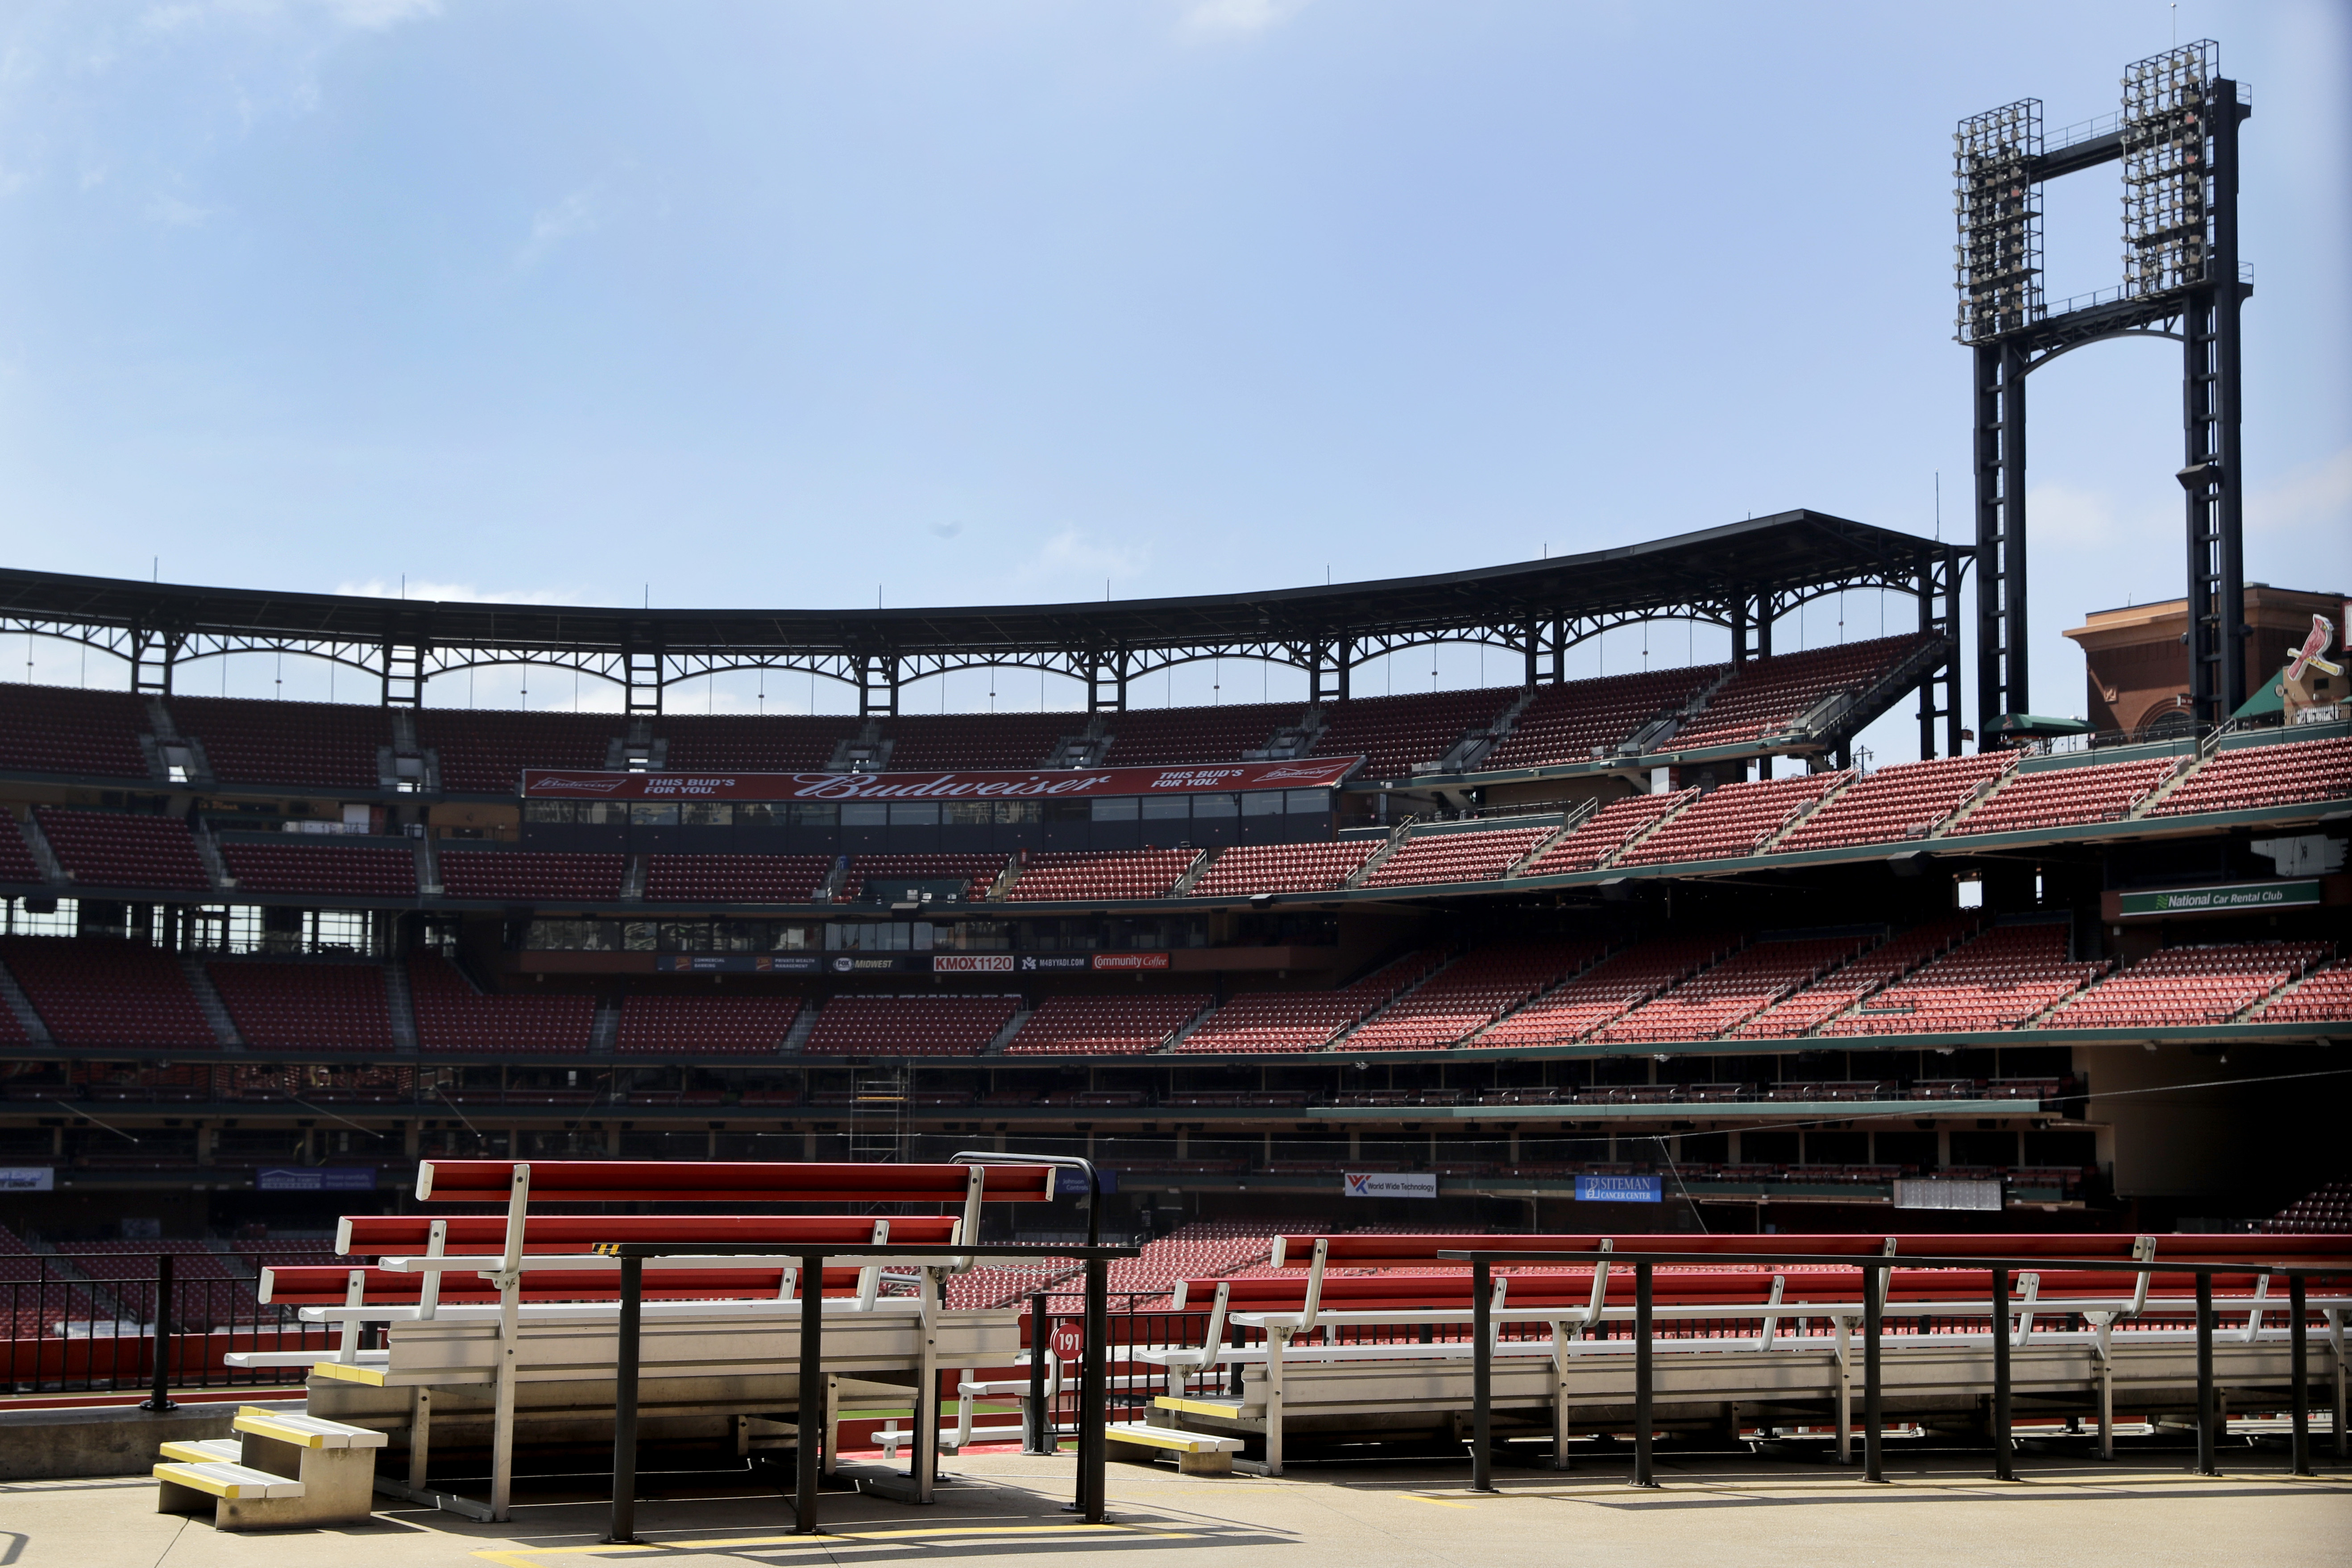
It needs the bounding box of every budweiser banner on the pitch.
[519,757,1362,802]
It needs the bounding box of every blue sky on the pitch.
[0,0,2344,753]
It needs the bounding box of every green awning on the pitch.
[2230,665,2291,721]
[1991,713,2094,739]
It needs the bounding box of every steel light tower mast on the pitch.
[1954,41,2251,741]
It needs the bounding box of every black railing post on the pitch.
[606,1255,643,1544]
[141,1253,176,1412]
[1025,1291,1049,1455]
[2195,1269,2219,1477]
[2288,1273,2310,1478]
[796,1249,824,1535]
[1470,1257,1493,1492]
[1863,1261,1883,1483]
[1080,1256,1108,1523]
[1633,1260,1656,1488]
[1991,1265,2012,1481]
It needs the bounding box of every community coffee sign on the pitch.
[519,758,1363,802]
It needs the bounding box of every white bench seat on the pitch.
[234,1408,389,1449]
[157,1439,245,1465]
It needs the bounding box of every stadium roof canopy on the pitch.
[0,509,1958,713]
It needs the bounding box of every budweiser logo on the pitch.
[527,776,629,793]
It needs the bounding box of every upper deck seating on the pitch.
[1669,635,1932,752]
[1343,942,1601,1051]
[1186,841,1375,896]
[2047,941,2330,1029]
[840,854,1008,904]
[170,696,387,789]
[207,962,395,1052]
[1098,702,1294,766]
[616,993,803,1055]
[220,841,418,898]
[1516,791,1691,876]
[0,683,150,779]
[1730,919,1977,1038]
[0,817,44,885]
[1174,952,1433,1054]
[883,713,1075,770]
[1359,825,1549,888]
[0,936,219,1047]
[2255,959,2352,1024]
[656,714,859,772]
[1003,847,1197,902]
[1614,772,1846,866]
[801,994,1020,1057]
[1311,688,1516,779]
[418,710,616,795]
[437,850,625,902]
[1468,935,1733,1047]
[1594,936,1866,1044]
[1481,666,1725,772]
[646,854,832,903]
[1001,994,1213,1056]
[1773,752,2016,853]
[1820,924,2104,1036]
[2145,734,2352,817]
[34,808,209,891]
[407,953,594,1054]
[1951,755,2182,836]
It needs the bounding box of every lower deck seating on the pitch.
[1001,994,1212,1055]
[1469,936,1732,1047]
[1773,752,2014,853]
[407,953,594,1053]
[1517,791,1691,876]
[2146,734,2352,817]
[1173,954,1431,1054]
[801,994,1020,1056]
[0,817,45,885]
[645,854,832,903]
[2045,941,2328,1029]
[1951,755,2181,836]
[34,808,210,891]
[1187,841,1375,896]
[1821,924,2103,1036]
[616,993,802,1055]
[1730,920,1977,1039]
[2256,959,2352,1023]
[206,961,395,1051]
[220,841,417,898]
[1344,943,1600,1050]
[1595,936,1864,1043]
[1360,825,1549,888]
[1615,772,1845,866]
[1003,848,1197,902]
[437,850,625,902]
[0,936,219,1047]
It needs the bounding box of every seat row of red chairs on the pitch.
[1000,993,1213,1055]
[1346,942,1608,1050]
[1310,688,1511,780]
[1951,755,2182,836]
[1361,825,1551,888]
[1518,791,1691,876]
[1616,772,1845,866]
[1187,840,1374,896]
[1669,635,1931,751]
[1002,847,1199,901]
[1774,751,2015,852]
[2149,735,2352,817]
[799,993,1020,1056]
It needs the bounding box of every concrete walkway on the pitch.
[4,1451,2347,1568]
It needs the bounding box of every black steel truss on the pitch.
[0,509,1961,739]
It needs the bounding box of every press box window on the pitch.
[841,803,889,826]
[1140,797,1191,821]
[1285,789,1331,815]
[629,803,680,825]
[1091,796,1140,821]
[1241,791,1284,817]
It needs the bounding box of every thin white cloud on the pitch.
[2250,447,2352,540]
[336,577,576,606]
[1015,526,1149,593]
[515,184,612,270]
[144,191,216,225]
[1180,0,1313,39]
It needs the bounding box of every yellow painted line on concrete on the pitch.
[1401,1494,1479,1509]
[473,1521,1196,1566]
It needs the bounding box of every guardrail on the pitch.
[2,1250,340,1399]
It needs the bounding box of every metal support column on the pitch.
[1863,1262,1883,1483]
[1991,1266,2014,1481]
[2195,1269,2219,1476]
[2181,80,2248,725]
[1633,1261,1656,1488]
[797,1249,824,1533]
[1078,1257,1108,1522]
[1470,1259,1493,1491]
[1974,341,2027,742]
[141,1253,175,1411]
[607,1256,643,1544]
[1025,1290,1050,1454]
[2289,1273,2311,1477]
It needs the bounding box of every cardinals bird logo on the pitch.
[2286,615,2342,682]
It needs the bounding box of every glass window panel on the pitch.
[682,802,734,826]
[1139,796,1190,820]
[789,802,839,826]
[630,803,680,825]
[1090,796,1139,821]
[889,801,940,825]
[944,801,993,825]
[841,803,888,826]
[1286,789,1331,814]
[1190,793,1238,818]
[994,800,1043,824]
[1241,791,1284,816]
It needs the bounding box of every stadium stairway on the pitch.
[180,957,243,1048]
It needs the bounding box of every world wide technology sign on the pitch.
[519,758,1364,802]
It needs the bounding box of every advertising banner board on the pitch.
[1574,1173,1663,1203]
[2116,879,2321,918]
[1343,1171,1438,1199]
[521,758,1362,802]
[0,1168,54,1192]
[258,1167,377,1192]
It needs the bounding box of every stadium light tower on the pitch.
[1954,40,2251,741]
